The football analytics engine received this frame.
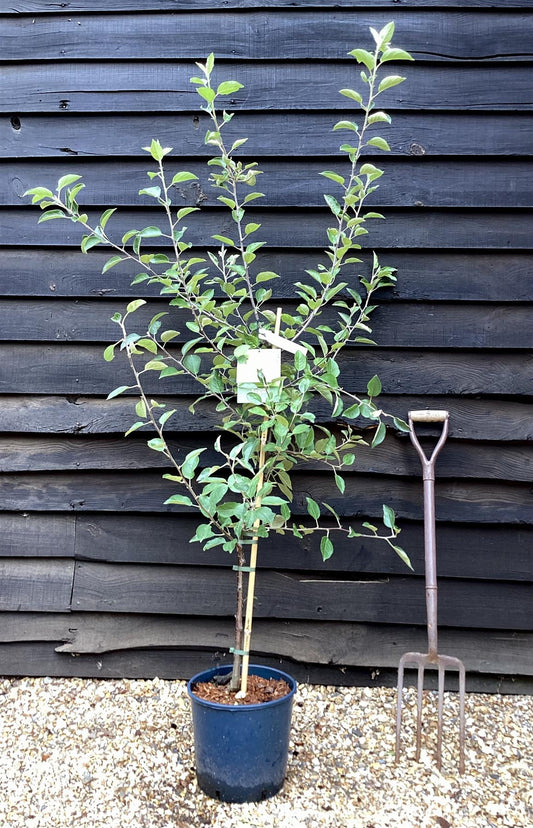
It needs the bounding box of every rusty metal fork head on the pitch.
[395,651,466,774]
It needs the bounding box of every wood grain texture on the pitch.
[70,561,533,629]
[0,510,530,582]
[4,112,533,158]
[2,343,532,395]
[50,613,533,676]
[0,513,75,557]
[0,470,531,524]
[1,298,531,348]
[2,63,530,113]
[0,559,74,612]
[1,395,532,441]
[2,432,533,485]
[3,11,532,62]
[1,249,531,302]
[2,1,531,11]
[73,514,533,582]
[9,158,533,209]
[10,208,533,250]
[0,641,530,694]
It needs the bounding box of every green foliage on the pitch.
[25,22,414,674]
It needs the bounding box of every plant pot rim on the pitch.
[187,663,297,712]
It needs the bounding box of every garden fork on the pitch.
[395,410,465,774]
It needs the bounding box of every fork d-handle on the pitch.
[408,410,449,660]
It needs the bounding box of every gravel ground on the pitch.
[0,675,531,828]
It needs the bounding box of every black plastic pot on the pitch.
[187,664,297,803]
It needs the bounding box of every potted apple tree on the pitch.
[26,23,413,802]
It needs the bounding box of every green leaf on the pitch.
[367,111,392,125]
[139,186,161,199]
[261,496,288,506]
[57,174,83,191]
[372,421,386,447]
[100,208,116,228]
[159,409,176,427]
[380,48,414,63]
[333,120,358,133]
[136,338,158,354]
[176,207,200,221]
[147,438,167,453]
[366,136,391,152]
[161,329,180,344]
[392,544,412,570]
[171,171,199,185]
[126,299,147,314]
[183,354,201,374]
[135,399,146,418]
[339,88,363,103]
[216,81,244,96]
[143,139,172,161]
[378,75,406,94]
[324,194,342,216]
[182,447,206,479]
[306,497,320,521]
[197,86,216,104]
[103,344,116,362]
[255,271,279,283]
[348,48,375,70]
[106,385,130,400]
[24,186,54,202]
[38,210,66,223]
[367,375,382,397]
[124,421,145,437]
[320,535,334,562]
[102,255,123,274]
[320,171,345,186]
[334,473,345,494]
[164,494,194,507]
[212,234,235,246]
[383,503,396,530]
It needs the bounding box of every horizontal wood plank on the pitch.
[4,112,533,158]
[10,207,533,250]
[0,558,74,612]
[1,248,531,302]
[9,158,533,209]
[2,432,533,486]
[1,298,531,349]
[51,613,533,676]
[4,11,532,62]
[1,1,531,11]
[71,561,533,629]
[2,63,531,113]
[0,511,530,582]
[1,395,531,442]
[0,640,529,694]
[2,343,532,395]
[0,513,75,557]
[1,470,532,525]
[73,514,533,582]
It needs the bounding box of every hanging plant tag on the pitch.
[236,348,282,403]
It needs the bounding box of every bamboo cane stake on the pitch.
[236,308,282,698]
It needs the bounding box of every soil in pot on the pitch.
[192,673,291,705]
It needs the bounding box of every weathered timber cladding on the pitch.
[1,1,532,688]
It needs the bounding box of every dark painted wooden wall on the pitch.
[1,0,532,692]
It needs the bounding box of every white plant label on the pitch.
[236,348,282,403]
